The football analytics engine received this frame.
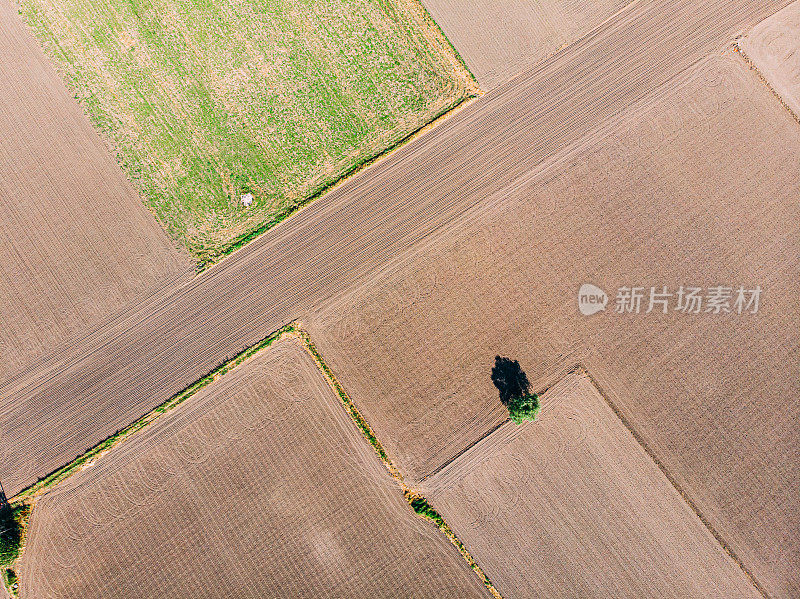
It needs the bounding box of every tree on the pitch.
[0,504,20,567]
[491,356,540,424]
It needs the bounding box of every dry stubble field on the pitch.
[422,372,761,598]
[0,0,192,379]
[740,0,800,116]
[305,55,800,597]
[18,337,490,598]
[421,0,631,87]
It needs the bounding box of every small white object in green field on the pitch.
[241,193,253,207]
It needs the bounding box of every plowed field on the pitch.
[0,0,192,378]
[422,372,762,598]
[305,55,800,597]
[18,337,490,598]
[740,0,800,116]
[1,0,785,501]
[421,0,631,87]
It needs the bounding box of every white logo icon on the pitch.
[578,284,608,316]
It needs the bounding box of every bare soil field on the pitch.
[421,0,631,87]
[422,372,761,598]
[740,0,800,116]
[18,337,490,598]
[16,0,475,262]
[0,0,786,510]
[305,55,799,597]
[0,0,192,378]
[1,0,783,503]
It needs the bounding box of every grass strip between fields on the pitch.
[1,326,295,595]
[733,41,800,126]
[6,323,502,598]
[295,328,503,599]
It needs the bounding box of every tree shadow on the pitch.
[491,356,540,424]
[491,356,531,406]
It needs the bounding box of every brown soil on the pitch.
[422,372,762,598]
[421,0,631,87]
[740,0,800,117]
[17,338,491,598]
[0,0,784,500]
[0,0,192,379]
[305,55,800,597]
[1,2,796,596]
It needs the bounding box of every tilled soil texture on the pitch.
[740,0,800,117]
[306,55,800,597]
[18,337,491,599]
[0,0,787,502]
[421,0,631,88]
[0,0,192,379]
[16,0,476,262]
[421,372,762,599]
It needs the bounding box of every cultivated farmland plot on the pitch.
[18,337,491,598]
[305,55,800,597]
[422,372,762,598]
[0,0,192,378]
[421,0,631,87]
[15,0,476,262]
[740,0,800,117]
[0,0,789,507]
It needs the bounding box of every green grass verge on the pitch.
[295,329,502,598]
[0,505,29,568]
[14,325,295,502]
[405,492,501,597]
[1,504,30,598]
[296,329,396,473]
[18,0,476,264]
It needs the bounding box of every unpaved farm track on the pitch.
[0,0,790,496]
[0,0,193,378]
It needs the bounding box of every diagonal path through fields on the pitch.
[0,0,792,497]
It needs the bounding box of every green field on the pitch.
[19,0,476,263]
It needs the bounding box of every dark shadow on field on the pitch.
[491,356,531,406]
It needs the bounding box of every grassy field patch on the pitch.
[18,0,475,264]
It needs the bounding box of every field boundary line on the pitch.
[732,41,800,126]
[198,89,480,270]
[4,323,298,596]
[294,326,504,599]
[8,321,504,598]
[576,365,772,599]
[418,369,576,484]
[483,0,648,89]
[418,419,509,484]
[10,324,298,503]
[398,0,481,90]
